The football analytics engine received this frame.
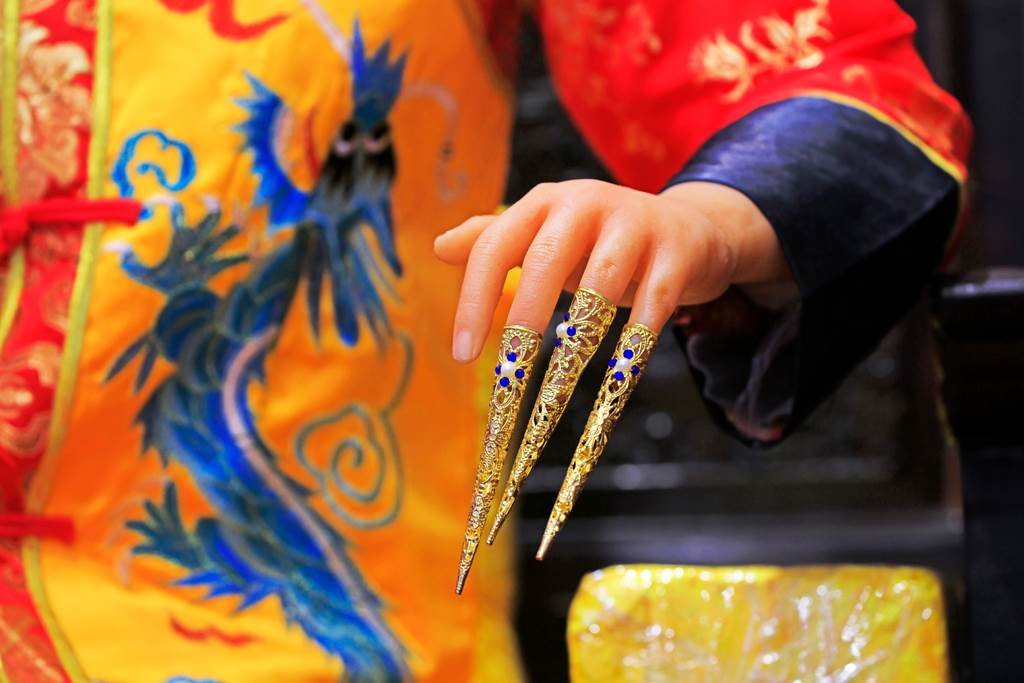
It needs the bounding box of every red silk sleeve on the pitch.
[536,0,970,191]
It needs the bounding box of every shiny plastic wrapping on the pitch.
[568,565,949,682]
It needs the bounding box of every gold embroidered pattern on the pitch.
[64,0,97,30]
[692,0,831,103]
[21,0,95,28]
[538,323,657,559]
[0,602,64,682]
[3,21,91,202]
[488,289,616,544]
[40,275,72,332]
[839,64,960,159]
[0,342,62,455]
[0,343,61,393]
[456,325,542,594]
[543,0,666,161]
[0,411,50,458]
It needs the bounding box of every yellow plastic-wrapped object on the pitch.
[568,565,949,682]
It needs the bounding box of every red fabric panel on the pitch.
[536,0,970,191]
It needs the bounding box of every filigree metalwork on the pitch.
[455,325,542,594]
[487,289,616,544]
[537,323,658,559]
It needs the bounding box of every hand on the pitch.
[434,179,789,362]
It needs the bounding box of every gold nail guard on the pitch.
[487,289,616,545]
[537,323,659,560]
[455,325,542,595]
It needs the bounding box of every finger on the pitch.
[434,214,497,265]
[504,207,598,332]
[451,187,553,362]
[563,265,638,306]
[575,219,649,305]
[628,249,690,332]
[561,261,586,293]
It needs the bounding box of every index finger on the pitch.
[450,186,554,362]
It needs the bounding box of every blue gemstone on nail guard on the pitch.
[631,365,640,376]
[494,365,501,375]
[608,358,617,368]
[499,377,511,387]
[567,326,576,337]
[554,338,563,347]
[613,371,625,382]
[623,349,635,359]
[515,368,525,379]
[507,352,517,362]
[563,313,570,322]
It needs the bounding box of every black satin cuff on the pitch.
[664,96,960,446]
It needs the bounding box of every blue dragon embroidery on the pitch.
[236,22,405,346]
[109,23,411,683]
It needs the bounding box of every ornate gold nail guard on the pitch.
[456,290,658,594]
[456,325,543,595]
[536,322,658,560]
[487,289,617,545]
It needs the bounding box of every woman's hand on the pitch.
[434,179,790,362]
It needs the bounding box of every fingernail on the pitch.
[453,329,475,362]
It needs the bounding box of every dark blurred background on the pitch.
[504,1,1023,680]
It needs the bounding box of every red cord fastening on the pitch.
[0,197,143,257]
[0,513,74,544]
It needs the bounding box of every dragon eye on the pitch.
[363,122,391,153]
[333,122,360,156]
[340,122,358,141]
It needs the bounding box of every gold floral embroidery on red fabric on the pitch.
[0,343,61,458]
[692,0,831,103]
[0,343,61,392]
[0,601,65,681]
[21,0,95,28]
[4,21,91,202]
[65,0,97,30]
[27,228,83,334]
[840,63,966,160]
[546,0,662,82]
[543,0,666,160]
[41,275,73,331]
[0,539,68,680]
